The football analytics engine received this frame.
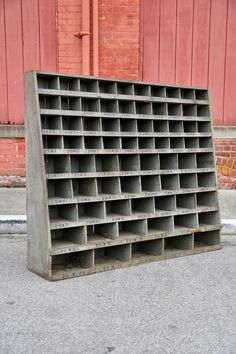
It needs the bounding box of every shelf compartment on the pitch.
[132,239,163,257]
[135,101,152,115]
[46,155,71,174]
[106,199,131,217]
[196,153,214,168]
[102,118,120,132]
[182,104,197,116]
[51,226,87,245]
[199,137,212,148]
[153,120,169,132]
[60,77,79,91]
[168,103,182,116]
[185,137,199,148]
[140,154,159,170]
[96,155,119,172]
[78,202,106,219]
[194,230,220,248]
[49,204,78,222]
[137,119,154,132]
[118,101,135,114]
[181,89,195,100]
[178,153,196,169]
[117,83,134,95]
[141,175,161,192]
[61,97,81,111]
[151,86,166,98]
[197,105,210,117]
[121,176,141,193]
[100,99,118,113]
[119,154,140,171]
[195,89,208,101]
[152,103,167,115]
[39,96,61,109]
[166,87,181,98]
[161,174,179,190]
[132,197,155,214]
[179,173,197,189]
[164,234,193,252]
[155,195,176,211]
[170,137,184,149]
[41,115,63,130]
[71,155,96,173]
[73,178,97,197]
[198,121,211,132]
[139,137,155,149]
[97,177,121,195]
[197,191,217,207]
[148,216,174,233]
[198,211,220,226]
[84,136,103,149]
[160,153,178,170]
[63,136,84,149]
[134,84,150,96]
[81,98,100,112]
[48,179,73,198]
[38,74,59,89]
[95,244,131,264]
[119,219,148,236]
[169,120,183,132]
[120,118,137,132]
[62,116,82,131]
[155,137,170,149]
[183,121,198,132]
[80,79,98,92]
[122,137,138,149]
[52,250,94,273]
[93,222,119,240]
[83,116,102,131]
[197,172,216,187]
[43,135,63,149]
[176,193,197,210]
[99,81,117,94]
[174,213,198,229]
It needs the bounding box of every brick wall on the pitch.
[214,139,236,189]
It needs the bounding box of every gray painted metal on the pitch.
[24,71,222,281]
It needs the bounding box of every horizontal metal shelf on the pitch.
[50,205,218,229]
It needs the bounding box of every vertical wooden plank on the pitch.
[192,0,211,87]
[142,0,160,82]
[208,0,227,125]
[39,0,57,71]
[159,0,177,83]
[224,0,236,125]
[4,0,24,124]
[22,0,40,71]
[0,0,8,123]
[175,0,194,86]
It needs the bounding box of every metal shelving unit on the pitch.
[24,71,222,281]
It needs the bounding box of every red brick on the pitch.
[215,152,230,158]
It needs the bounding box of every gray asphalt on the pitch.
[0,235,236,354]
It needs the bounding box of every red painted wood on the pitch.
[39,0,57,71]
[175,0,194,85]
[0,0,8,123]
[22,0,40,71]
[4,0,24,124]
[142,0,160,82]
[191,0,211,87]
[224,0,236,125]
[208,0,228,125]
[159,0,177,83]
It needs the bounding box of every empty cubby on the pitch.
[132,239,163,257]
[132,197,155,214]
[84,136,103,149]
[194,230,220,247]
[182,104,197,116]
[119,219,148,236]
[197,105,210,117]
[96,155,119,172]
[155,137,170,149]
[178,153,196,169]
[95,244,131,264]
[93,222,119,240]
[199,137,212,148]
[106,199,131,217]
[166,87,181,98]
[135,102,152,115]
[52,250,94,273]
[120,176,141,193]
[46,155,71,174]
[80,79,98,92]
[141,175,161,192]
[71,155,96,173]
[41,115,63,130]
[81,98,100,112]
[78,202,106,220]
[62,116,82,131]
[197,191,217,207]
[117,83,134,95]
[49,204,78,222]
[63,136,84,149]
[153,120,169,132]
[151,86,166,97]
[198,121,211,132]
[168,104,182,116]
[83,117,102,131]
[197,172,216,187]
[161,174,179,190]
[118,101,135,114]
[196,153,214,168]
[43,135,63,149]
[195,89,208,101]
[148,216,174,233]
[164,234,193,252]
[152,103,167,115]
[169,120,183,132]
[181,89,195,99]
[97,177,121,195]
[99,81,117,94]
[39,95,61,110]
[139,137,155,149]
[183,121,198,132]
[137,119,154,132]
[176,193,197,210]
[48,179,73,198]
[38,74,59,89]
[179,173,197,189]
[102,118,120,132]
[120,119,137,132]
[140,154,160,170]
[122,137,138,149]
[185,137,199,148]
[170,137,185,149]
[134,84,150,96]
[61,97,81,111]
[174,213,198,229]
[160,154,178,170]
[51,226,87,245]
[72,178,97,197]
[119,154,140,171]
[198,211,220,226]
[100,99,118,113]
[155,195,176,211]
[103,137,121,149]
[60,77,79,91]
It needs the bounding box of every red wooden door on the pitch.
[0,0,57,124]
[140,0,236,126]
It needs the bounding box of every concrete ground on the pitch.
[0,234,236,354]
